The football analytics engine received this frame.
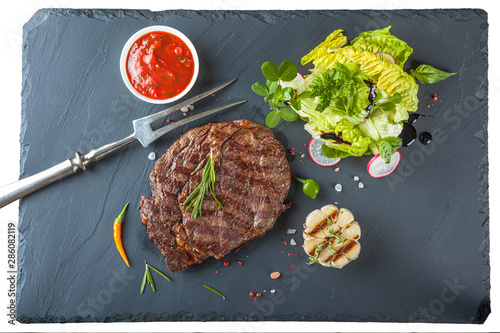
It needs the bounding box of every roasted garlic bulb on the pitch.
[303,204,361,268]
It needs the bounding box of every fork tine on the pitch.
[144,78,238,124]
[147,100,247,146]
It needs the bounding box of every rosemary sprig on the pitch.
[183,149,223,219]
[148,264,171,282]
[140,261,172,294]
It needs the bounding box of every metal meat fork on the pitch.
[0,78,245,209]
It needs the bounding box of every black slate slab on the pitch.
[17,8,489,323]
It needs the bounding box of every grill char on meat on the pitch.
[139,119,291,272]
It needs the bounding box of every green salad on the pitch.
[252,26,455,163]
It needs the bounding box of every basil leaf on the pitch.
[261,61,280,82]
[279,106,299,122]
[278,60,298,81]
[389,93,402,104]
[266,111,280,128]
[251,82,269,97]
[410,64,456,84]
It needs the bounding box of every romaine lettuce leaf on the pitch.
[310,47,419,111]
[298,98,344,131]
[356,108,404,156]
[350,26,413,67]
[301,29,347,65]
[306,119,371,157]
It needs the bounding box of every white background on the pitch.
[0,0,498,332]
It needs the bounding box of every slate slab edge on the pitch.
[17,8,490,323]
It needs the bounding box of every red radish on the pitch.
[290,72,305,82]
[374,52,396,64]
[367,151,401,178]
[308,138,341,167]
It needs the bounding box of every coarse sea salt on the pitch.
[353,176,360,181]
[148,152,156,160]
[290,238,297,246]
[358,182,364,188]
[287,229,296,234]
[335,184,342,192]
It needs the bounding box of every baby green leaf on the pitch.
[266,111,280,128]
[279,106,299,122]
[272,85,283,104]
[266,80,278,94]
[261,61,280,82]
[282,87,295,101]
[289,98,299,110]
[251,82,269,97]
[278,60,298,81]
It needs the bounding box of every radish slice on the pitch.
[367,151,401,178]
[308,138,341,167]
[290,72,305,82]
[374,52,396,64]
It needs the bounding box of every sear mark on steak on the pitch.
[139,119,292,272]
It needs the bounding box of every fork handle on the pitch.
[0,153,84,209]
[0,134,137,209]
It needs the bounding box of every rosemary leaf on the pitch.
[140,265,148,294]
[203,284,226,300]
[148,264,172,282]
[146,266,155,293]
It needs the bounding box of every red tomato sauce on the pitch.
[126,31,195,100]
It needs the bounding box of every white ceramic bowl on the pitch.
[120,25,199,104]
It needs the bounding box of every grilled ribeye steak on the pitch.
[139,119,291,272]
